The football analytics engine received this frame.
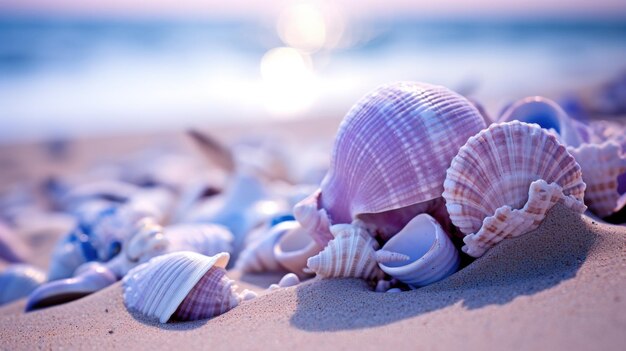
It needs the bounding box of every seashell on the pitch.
[443,121,587,257]
[47,226,99,281]
[273,221,322,275]
[115,220,234,273]
[377,214,459,288]
[0,222,30,263]
[294,82,486,246]
[235,221,292,274]
[0,264,46,305]
[269,273,301,290]
[568,141,626,217]
[25,262,116,311]
[499,96,585,147]
[123,252,255,323]
[236,220,320,276]
[181,172,282,256]
[306,223,407,280]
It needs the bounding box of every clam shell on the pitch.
[443,121,587,257]
[499,96,585,147]
[377,214,459,288]
[307,224,399,280]
[295,82,486,246]
[123,252,231,323]
[568,141,626,217]
[0,264,46,305]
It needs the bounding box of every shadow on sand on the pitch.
[290,204,598,331]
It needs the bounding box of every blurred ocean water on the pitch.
[1,17,625,142]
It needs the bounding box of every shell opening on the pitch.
[377,215,436,268]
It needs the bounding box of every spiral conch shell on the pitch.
[123,252,256,323]
[306,223,408,280]
[443,121,587,257]
[294,82,487,246]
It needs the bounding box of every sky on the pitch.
[2,0,626,19]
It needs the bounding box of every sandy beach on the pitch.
[1,201,624,350]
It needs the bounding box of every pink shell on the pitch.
[295,82,486,245]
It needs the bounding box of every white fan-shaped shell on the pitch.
[306,224,384,280]
[568,141,626,217]
[443,121,587,257]
[377,214,459,288]
[295,82,486,246]
[123,251,230,323]
[0,264,46,305]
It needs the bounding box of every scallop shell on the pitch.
[123,252,252,323]
[499,96,585,147]
[443,121,587,257]
[0,264,46,305]
[294,82,486,246]
[306,223,407,280]
[377,214,459,288]
[568,141,626,217]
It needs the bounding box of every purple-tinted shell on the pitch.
[295,82,486,245]
[172,266,236,321]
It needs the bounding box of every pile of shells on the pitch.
[1,78,624,323]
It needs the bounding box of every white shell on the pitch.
[236,221,321,276]
[273,222,322,275]
[443,121,587,257]
[110,220,234,277]
[123,252,230,323]
[377,214,459,288]
[235,221,292,273]
[0,264,46,305]
[568,141,626,217]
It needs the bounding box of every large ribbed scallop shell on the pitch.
[295,82,486,245]
[123,251,232,323]
[443,121,587,257]
[568,141,626,217]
